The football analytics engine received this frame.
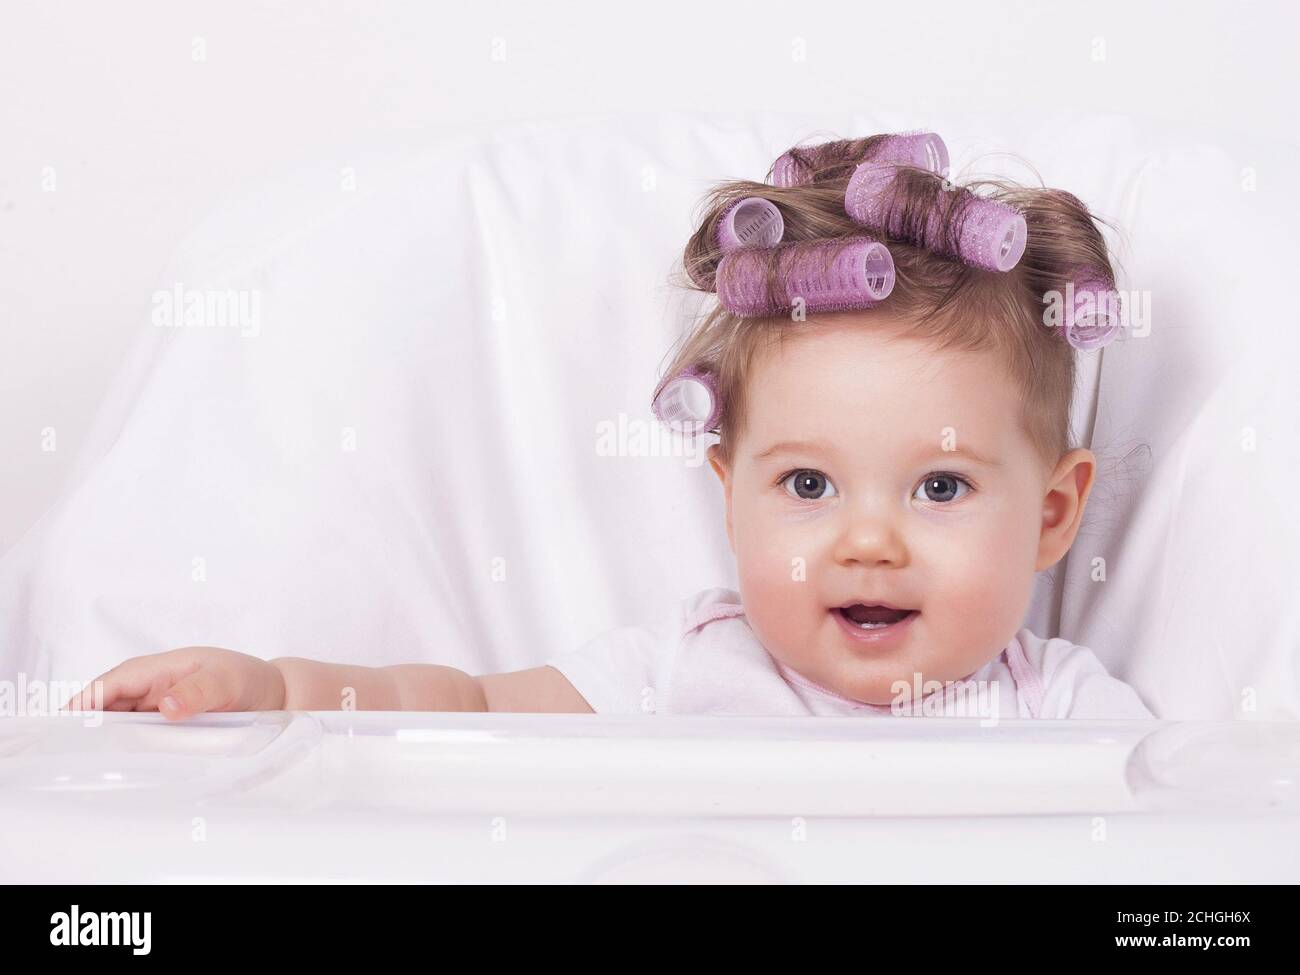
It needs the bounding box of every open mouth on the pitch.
[834,603,918,630]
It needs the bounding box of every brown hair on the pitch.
[659,135,1121,469]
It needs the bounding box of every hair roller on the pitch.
[651,365,722,434]
[715,236,896,318]
[1061,270,1123,350]
[685,196,786,290]
[845,161,1027,272]
[716,196,784,252]
[773,131,949,188]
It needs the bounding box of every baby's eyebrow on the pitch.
[753,439,838,461]
[753,439,1002,467]
[922,443,1002,468]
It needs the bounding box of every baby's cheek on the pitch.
[919,516,1037,669]
[731,507,817,660]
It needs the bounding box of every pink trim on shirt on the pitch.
[1003,636,1044,718]
[774,660,886,712]
[682,600,747,634]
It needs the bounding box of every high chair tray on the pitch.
[1,712,1295,883]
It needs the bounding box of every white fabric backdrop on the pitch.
[1,111,1295,718]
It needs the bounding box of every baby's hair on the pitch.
[659,135,1122,469]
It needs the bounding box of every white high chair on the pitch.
[1,112,1297,882]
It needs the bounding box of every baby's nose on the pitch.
[831,506,910,568]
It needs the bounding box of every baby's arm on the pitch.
[277,659,593,713]
[65,647,593,719]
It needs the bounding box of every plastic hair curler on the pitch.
[686,197,787,290]
[773,131,949,188]
[845,160,1027,272]
[651,366,722,435]
[1061,271,1123,350]
[715,236,896,318]
[715,196,785,252]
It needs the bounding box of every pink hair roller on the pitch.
[715,236,896,317]
[715,196,785,251]
[845,161,1027,272]
[1062,272,1123,350]
[875,131,950,176]
[773,131,949,188]
[686,196,786,290]
[652,366,722,434]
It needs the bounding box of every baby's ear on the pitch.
[706,443,735,551]
[1035,448,1096,572]
[706,442,728,484]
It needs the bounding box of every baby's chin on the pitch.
[811,612,1001,706]
[781,641,925,708]
[819,658,981,709]
[827,667,923,708]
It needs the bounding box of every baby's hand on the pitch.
[64,647,286,721]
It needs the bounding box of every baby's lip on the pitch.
[833,600,917,613]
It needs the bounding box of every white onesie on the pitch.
[545,587,1154,719]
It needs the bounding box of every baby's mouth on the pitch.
[834,603,919,630]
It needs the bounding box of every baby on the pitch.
[68,131,1153,721]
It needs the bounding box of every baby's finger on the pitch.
[63,658,164,712]
[159,666,234,721]
[63,673,123,712]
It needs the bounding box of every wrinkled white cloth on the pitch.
[2,114,1296,721]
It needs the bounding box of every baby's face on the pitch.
[708,313,1094,705]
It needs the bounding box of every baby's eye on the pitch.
[913,473,972,504]
[782,469,837,501]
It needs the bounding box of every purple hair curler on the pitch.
[1061,272,1123,350]
[865,131,950,176]
[773,131,949,188]
[845,161,1027,272]
[651,366,722,434]
[715,236,896,318]
[716,196,785,252]
[686,197,786,290]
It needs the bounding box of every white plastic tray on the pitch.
[1,712,1297,882]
